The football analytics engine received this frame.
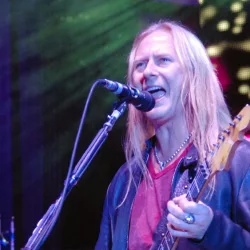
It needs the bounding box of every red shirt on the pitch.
[128,146,190,249]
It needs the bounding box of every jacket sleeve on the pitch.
[196,160,250,249]
[95,185,112,250]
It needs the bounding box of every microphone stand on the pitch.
[22,101,127,250]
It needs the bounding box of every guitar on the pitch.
[151,104,250,250]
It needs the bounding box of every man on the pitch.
[95,20,250,250]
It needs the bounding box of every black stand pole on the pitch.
[22,101,127,250]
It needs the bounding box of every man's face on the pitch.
[132,29,186,127]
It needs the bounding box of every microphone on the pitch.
[98,79,155,112]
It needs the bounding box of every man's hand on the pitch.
[167,195,214,240]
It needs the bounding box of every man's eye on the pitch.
[159,57,170,63]
[135,62,146,70]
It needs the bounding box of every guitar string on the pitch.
[158,169,207,249]
[187,171,206,200]
[159,171,206,249]
[155,113,243,249]
[157,168,208,249]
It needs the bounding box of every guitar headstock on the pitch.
[209,104,250,174]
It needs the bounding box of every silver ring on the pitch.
[183,213,195,224]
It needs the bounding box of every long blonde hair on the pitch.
[124,20,232,184]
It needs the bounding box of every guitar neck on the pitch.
[186,164,216,203]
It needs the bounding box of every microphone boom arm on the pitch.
[22,101,127,250]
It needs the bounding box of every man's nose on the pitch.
[142,61,157,83]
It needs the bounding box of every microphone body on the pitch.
[98,79,155,112]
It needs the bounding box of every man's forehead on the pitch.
[142,30,172,42]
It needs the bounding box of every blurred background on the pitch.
[0,0,250,249]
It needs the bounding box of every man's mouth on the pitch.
[146,86,166,99]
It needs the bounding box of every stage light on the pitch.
[217,20,230,31]
[200,5,217,26]
[207,44,224,57]
[234,13,247,25]
[238,84,250,95]
[232,26,242,34]
[231,2,243,13]
[237,67,250,80]
[199,0,204,4]
[236,40,250,52]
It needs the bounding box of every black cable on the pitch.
[33,80,101,249]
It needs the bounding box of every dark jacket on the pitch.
[95,139,250,250]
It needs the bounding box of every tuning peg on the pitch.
[201,169,208,178]
[235,115,242,121]
[213,143,220,148]
[223,129,231,135]
[209,150,215,155]
[218,134,225,141]
[229,122,236,127]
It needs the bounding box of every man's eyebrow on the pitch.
[134,57,147,61]
[154,52,172,56]
[133,59,147,65]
